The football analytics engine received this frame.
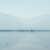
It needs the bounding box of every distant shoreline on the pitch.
[0,30,50,32]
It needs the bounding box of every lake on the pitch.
[0,32,50,50]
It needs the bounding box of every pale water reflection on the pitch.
[0,32,50,50]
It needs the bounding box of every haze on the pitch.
[0,0,50,29]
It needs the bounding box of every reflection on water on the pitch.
[0,32,50,50]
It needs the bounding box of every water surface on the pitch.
[0,32,50,50]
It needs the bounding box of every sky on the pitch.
[0,0,50,17]
[0,0,50,29]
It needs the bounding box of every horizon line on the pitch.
[0,30,50,32]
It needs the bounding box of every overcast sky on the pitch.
[0,0,50,29]
[0,0,50,17]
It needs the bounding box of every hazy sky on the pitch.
[0,0,50,17]
[0,0,50,29]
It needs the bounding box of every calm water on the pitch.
[0,32,50,50]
